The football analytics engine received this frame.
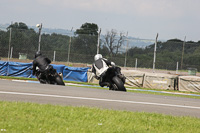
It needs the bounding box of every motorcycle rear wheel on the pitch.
[112,76,126,91]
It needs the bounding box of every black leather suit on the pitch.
[32,55,51,75]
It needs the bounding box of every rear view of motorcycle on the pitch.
[100,66,126,91]
[34,66,65,86]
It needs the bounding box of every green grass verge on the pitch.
[0,101,200,132]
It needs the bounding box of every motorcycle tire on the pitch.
[112,76,126,91]
[39,79,47,84]
[55,75,65,86]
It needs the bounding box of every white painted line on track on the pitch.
[0,91,200,110]
[11,80,27,82]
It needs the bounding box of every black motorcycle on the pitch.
[33,66,65,86]
[100,66,126,91]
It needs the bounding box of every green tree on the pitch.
[71,22,99,63]
[7,22,28,30]
[75,23,98,36]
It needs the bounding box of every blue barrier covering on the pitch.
[0,61,8,76]
[0,61,89,82]
[8,62,33,78]
[51,64,65,73]
[63,66,89,82]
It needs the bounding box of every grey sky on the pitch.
[1,0,200,41]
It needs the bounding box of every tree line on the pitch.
[1,22,200,70]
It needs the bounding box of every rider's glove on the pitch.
[91,73,98,79]
[91,73,95,77]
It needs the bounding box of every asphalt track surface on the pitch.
[0,79,200,118]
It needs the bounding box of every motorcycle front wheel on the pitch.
[55,75,65,86]
[112,76,126,91]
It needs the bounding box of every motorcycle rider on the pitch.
[92,54,123,87]
[32,51,53,83]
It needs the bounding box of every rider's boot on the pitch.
[100,82,110,87]
[115,67,126,83]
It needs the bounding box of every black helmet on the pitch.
[35,51,42,58]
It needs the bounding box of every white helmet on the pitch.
[94,54,103,61]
